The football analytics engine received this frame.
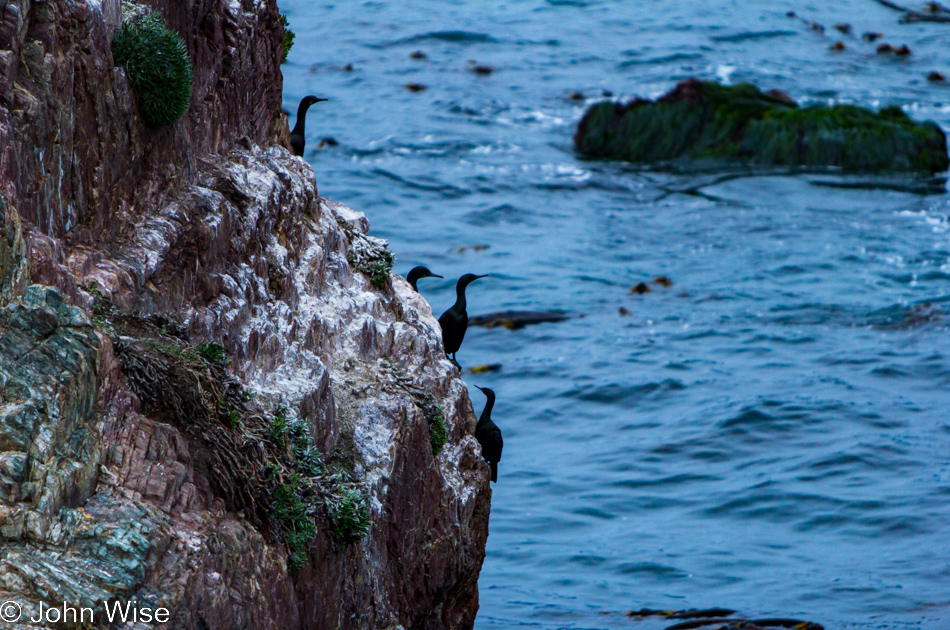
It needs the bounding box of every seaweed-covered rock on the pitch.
[574,79,949,173]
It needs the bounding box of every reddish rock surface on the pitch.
[0,0,490,628]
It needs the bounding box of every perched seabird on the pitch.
[290,95,327,157]
[474,386,503,483]
[407,266,443,292]
[438,273,487,367]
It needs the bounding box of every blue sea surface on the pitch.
[279,1,950,627]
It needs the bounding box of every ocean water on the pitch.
[278,1,950,627]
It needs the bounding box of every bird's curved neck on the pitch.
[453,282,468,311]
[478,395,494,424]
[292,101,312,135]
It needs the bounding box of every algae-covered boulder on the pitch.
[574,79,949,173]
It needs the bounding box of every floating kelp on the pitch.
[574,79,949,173]
[867,299,945,329]
[808,173,947,194]
[470,363,503,373]
[625,607,824,630]
[469,310,573,329]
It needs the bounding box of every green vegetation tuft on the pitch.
[93,291,371,571]
[286,415,323,476]
[368,257,393,287]
[272,474,316,570]
[325,472,371,543]
[428,405,447,456]
[270,404,289,448]
[348,249,395,288]
[412,392,448,457]
[145,340,183,357]
[196,341,227,363]
[112,13,193,127]
[281,15,295,64]
[268,407,370,551]
[574,79,949,173]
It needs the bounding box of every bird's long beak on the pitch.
[474,274,488,280]
[430,273,444,279]
[474,385,485,391]
[316,98,329,102]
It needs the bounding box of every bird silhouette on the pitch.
[438,273,487,368]
[290,95,328,157]
[407,266,443,292]
[474,386,503,482]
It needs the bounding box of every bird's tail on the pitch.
[490,461,498,483]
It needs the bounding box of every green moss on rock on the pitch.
[428,410,447,456]
[348,249,394,288]
[112,13,193,127]
[196,341,227,363]
[574,79,949,173]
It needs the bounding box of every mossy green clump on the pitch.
[429,417,447,456]
[347,250,395,288]
[281,15,295,64]
[368,256,394,287]
[428,404,447,456]
[112,13,193,127]
[574,79,949,173]
[404,391,448,457]
[196,341,227,363]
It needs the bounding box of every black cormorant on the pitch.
[438,273,486,367]
[407,266,443,292]
[474,386,503,483]
[290,95,327,157]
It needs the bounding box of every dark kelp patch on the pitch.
[469,310,573,329]
[624,608,824,630]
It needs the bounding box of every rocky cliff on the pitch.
[0,0,490,627]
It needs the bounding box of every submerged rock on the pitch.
[574,79,949,173]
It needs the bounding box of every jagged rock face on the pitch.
[0,0,284,241]
[0,0,490,627]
